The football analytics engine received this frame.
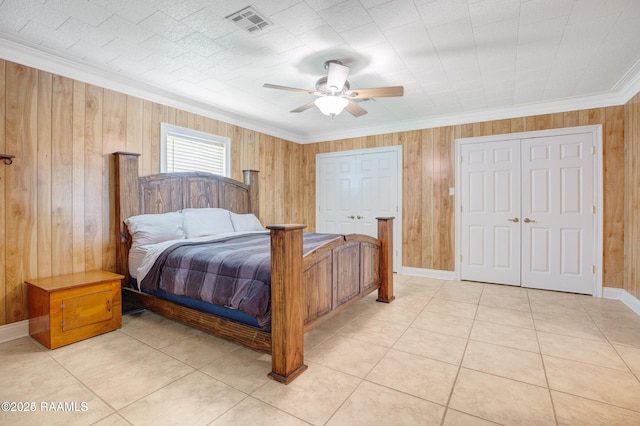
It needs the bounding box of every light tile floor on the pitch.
[3,275,640,425]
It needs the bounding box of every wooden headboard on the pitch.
[113,152,259,279]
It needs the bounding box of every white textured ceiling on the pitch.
[1,0,639,143]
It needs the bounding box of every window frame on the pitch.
[160,122,231,177]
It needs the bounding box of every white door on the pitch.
[459,132,596,294]
[521,134,594,294]
[460,140,521,285]
[316,148,401,271]
[316,155,357,235]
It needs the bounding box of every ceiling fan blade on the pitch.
[263,83,315,94]
[344,100,367,117]
[326,61,350,93]
[348,86,404,98]
[290,101,316,113]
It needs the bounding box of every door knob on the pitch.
[348,215,355,219]
[508,218,519,223]
[524,218,536,223]
[357,215,363,219]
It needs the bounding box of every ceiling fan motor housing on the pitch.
[315,76,350,95]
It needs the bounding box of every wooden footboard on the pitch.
[267,218,394,383]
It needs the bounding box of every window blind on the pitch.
[165,134,226,175]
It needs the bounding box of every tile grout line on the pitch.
[530,289,561,426]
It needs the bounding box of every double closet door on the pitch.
[316,147,401,271]
[460,132,595,294]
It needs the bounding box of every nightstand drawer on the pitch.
[62,289,114,331]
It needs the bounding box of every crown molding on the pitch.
[296,91,625,143]
[1,34,638,145]
[0,35,300,143]
[613,57,640,104]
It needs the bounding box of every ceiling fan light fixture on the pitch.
[314,96,348,117]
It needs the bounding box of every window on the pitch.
[160,123,230,177]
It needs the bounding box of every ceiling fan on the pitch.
[263,60,404,118]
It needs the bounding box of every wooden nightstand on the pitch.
[27,270,123,349]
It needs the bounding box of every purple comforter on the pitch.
[140,232,340,329]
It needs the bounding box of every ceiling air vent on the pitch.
[225,6,272,33]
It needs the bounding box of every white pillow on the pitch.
[182,208,235,238]
[230,212,264,232]
[125,211,185,248]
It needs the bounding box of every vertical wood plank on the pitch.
[51,74,74,276]
[438,126,454,271]
[5,62,37,322]
[37,71,52,279]
[552,112,564,129]
[603,106,624,288]
[84,84,103,271]
[422,128,435,268]
[627,94,640,298]
[72,81,86,273]
[403,130,422,267]
[564,111,579,127]
[510,118,525,133]
[150,103,167,174]
[141,100,153,176]
[492,119,511,135]
[126,96,143,156]
[624,93,640,299]
[535,114,553,130]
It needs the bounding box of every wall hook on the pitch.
[1,154,14,165]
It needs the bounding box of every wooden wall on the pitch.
[0,56,631,327]
[0,59,302,326]
[625,92,640,299]
[300,108,626,288]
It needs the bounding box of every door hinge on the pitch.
[460,254,463,262]
[592,265,596,273]
[60,321,65,327]
[592,146,596,155]
[593,206,596,214]
[60,303,65,309]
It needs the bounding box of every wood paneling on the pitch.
[300,106,627,286]
[625,93,640,299]
[0,59,300,325]
[0,56,632,326]
[0,60,5,324]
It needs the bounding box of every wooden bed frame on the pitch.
[113,152,394,384]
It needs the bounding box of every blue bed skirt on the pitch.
[128,278,262,329]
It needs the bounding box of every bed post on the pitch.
[376,217,395,303]
[243,169,260,218]
[267,224,308,384]
[114,152,141,281]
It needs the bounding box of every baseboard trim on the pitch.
[603,287,640,316]
[400,267,456,281]
[0,320,29,344]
